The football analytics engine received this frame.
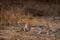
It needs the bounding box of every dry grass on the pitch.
[0,0,60,40]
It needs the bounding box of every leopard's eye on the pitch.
[21,20,23,21]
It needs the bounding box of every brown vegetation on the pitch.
[0,0,60,40]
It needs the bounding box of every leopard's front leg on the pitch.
[23,24,30,32]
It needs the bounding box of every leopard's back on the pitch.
[18,17,47,27]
